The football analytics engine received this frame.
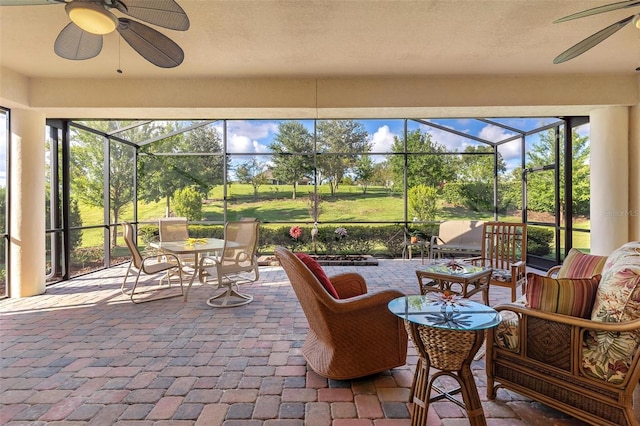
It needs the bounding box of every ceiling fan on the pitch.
[0,0,190,68]
[553,0,640,64]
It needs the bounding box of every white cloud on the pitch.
[218,120,276,154]
[370,125,398,153]
[227,120,278,140]
[479,124,522,162]
[229,134,254,152]
[417,121,477,151]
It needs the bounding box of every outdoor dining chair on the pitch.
[121,222,184,303]
[199,220,260,307]
[158,216,196,278]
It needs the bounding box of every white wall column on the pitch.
[590,106,629,255]
[629,102,639,241]
[9,109,46,297]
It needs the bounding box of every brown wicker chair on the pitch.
[466,221,527,302]
[275,247,408,380]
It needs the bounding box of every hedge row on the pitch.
[138,222,554,258]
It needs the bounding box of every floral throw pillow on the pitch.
[583,241,640,383]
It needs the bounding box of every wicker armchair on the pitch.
[275,247,408,380]
[487,243,640,426]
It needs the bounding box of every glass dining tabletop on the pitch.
[388,295,502,331]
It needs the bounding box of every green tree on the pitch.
[388,129,456,190]
[236,158,269,200]
[69,122,135,247]
[499,167,523,212]
[68,197,83,249]
[173,186,203,220]
[138,124,225,216]
[408,184,439,222]
[269,121,314,199]
[449,145,507,212]
[316,120,370,196]
[353,155,375,194]
[525,129,591,218]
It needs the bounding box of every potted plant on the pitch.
[409,230,422,244]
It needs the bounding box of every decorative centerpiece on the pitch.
[445,259,467,274]
[423,291,471,328]
[185,237,207,246]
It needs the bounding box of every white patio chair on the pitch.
[199,220,260,307]
[121,222,184,303]
[158,217,196,278]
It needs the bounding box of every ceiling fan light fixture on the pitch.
[633,14,640,29]
[65,1,118,35]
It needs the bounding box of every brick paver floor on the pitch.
[1,258,637,425]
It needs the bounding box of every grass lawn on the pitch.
[74,183,591,252]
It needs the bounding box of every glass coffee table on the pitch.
[415,260,492,305]
[388,295,502,426]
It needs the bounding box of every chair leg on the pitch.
[124,267,184,304]
[121,262,133,295]
[206,277,254,308]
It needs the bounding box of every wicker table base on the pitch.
[405,321,488,426]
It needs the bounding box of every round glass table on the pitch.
[388,295,502,426]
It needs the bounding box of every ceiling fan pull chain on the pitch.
[117,34,123,74]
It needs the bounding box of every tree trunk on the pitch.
[165,194,171,217]
[330,180,338,196]
[111,209,118,248]
[292,181,297,200]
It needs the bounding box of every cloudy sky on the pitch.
[0,115,578,188]
[216,117,567,173]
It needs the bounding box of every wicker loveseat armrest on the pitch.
[330,272,367,298]
[493,302,640,331]
[487,304,640,386]
[546,265,562,277]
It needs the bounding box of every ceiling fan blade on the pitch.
[115,0,189,31]
[0,0,63,5]
[553,15,633,64]
[117,18,184,68]
[54,22,103,60]
[554,0,640,23]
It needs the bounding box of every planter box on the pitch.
[258,254,379,267]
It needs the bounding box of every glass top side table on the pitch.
[415,260,493,306]
[388,295,502,426]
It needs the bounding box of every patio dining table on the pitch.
[150,238,239,301]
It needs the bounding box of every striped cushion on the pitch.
[525,273,601,318]
[557,248,607,279]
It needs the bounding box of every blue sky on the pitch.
[0,115,578,188]
[217,117,566,173]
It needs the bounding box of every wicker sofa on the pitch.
[487,242,640,426]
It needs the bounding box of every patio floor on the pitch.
[1,258,633,425]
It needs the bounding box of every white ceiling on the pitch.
[1,0,639,80]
